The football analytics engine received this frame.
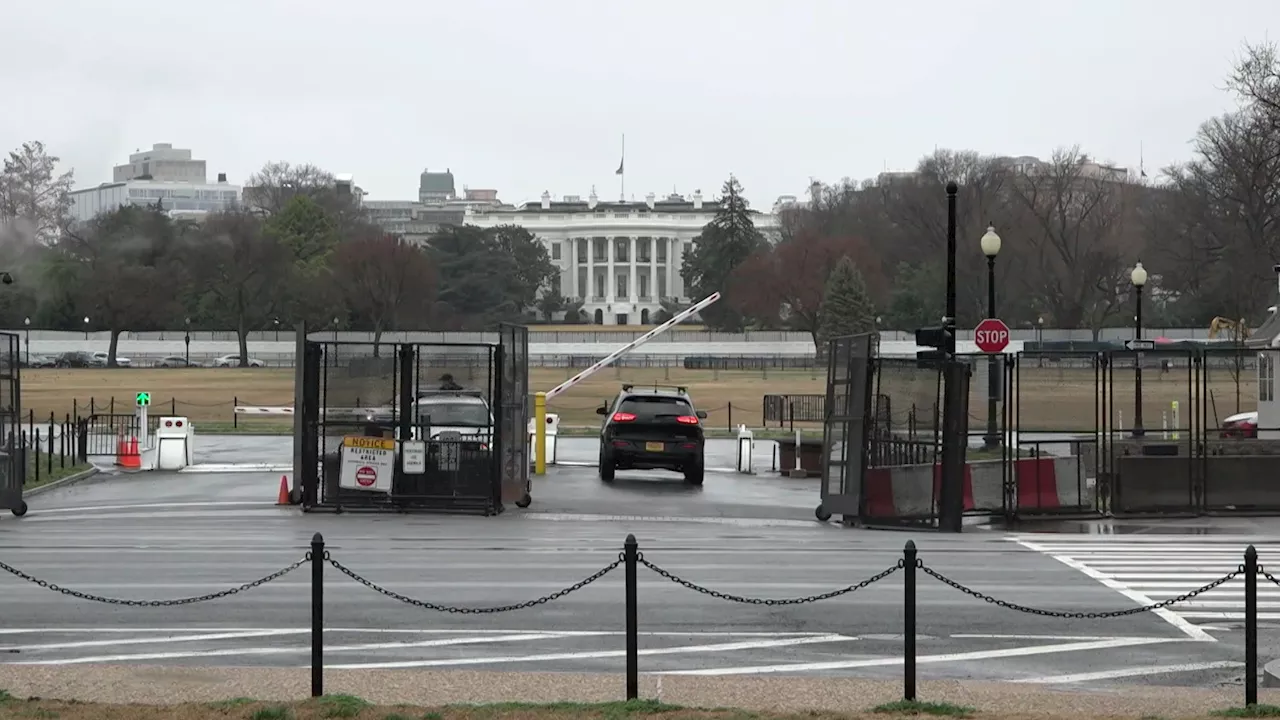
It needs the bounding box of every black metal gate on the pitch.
[300,336,512,516]
[78,414,141,458]
[816,333,875,523]
[0,332,22,516]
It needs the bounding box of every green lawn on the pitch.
[22,451,92,489]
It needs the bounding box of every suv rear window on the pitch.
[618,396,694,420]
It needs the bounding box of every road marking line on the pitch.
[659,637,1187,675]
[1010,660,1244,684]
[950,634,1174,641]
[326,634,854,670]
[0,630,306,652]
[31,502,276,514]
[0,628,829,638]
[1012,538,1214,642]
[11,632,586,665]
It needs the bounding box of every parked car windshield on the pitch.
[415,401,490,427]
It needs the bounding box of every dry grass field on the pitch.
[17,363,1258,433]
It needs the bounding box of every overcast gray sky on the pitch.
[3,0,1276,208]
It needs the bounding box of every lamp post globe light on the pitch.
[23,317,29,366]
[184,317,191,366]
[1131,262,1148,437]
[980,225,1002,449]
[82,316,89,341]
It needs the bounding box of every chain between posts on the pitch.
[0,555,310,607]
[918,561,1242,619]
[325,554,623,614]
[638,554,905,605]
[1260,563,1280,589]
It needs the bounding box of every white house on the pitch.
[462,189,779,325]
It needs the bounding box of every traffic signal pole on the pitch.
[938,181,965,533]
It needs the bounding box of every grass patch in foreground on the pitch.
[22,455,92,490]
[1213,707,1280,718]
[872,701,975,717]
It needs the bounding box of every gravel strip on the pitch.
[0,665,1274,717]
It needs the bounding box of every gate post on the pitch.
[534,391,547,475]
[937,360,971,533]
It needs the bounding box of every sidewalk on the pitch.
[0,665,1273,717]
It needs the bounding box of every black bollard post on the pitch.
[1246,544,1258,706]
[904,540,917,701]
[311,532,325,698]
[624,534,639,701]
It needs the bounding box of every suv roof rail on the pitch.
[621,384,689,395]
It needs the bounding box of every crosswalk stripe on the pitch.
[1012,535,1272,634]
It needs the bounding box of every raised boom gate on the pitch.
[296,330,527,516]
[0,332,21,516]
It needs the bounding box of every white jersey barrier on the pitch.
[155,416,195,471]
[528,413,560,466]
[736,425,754,474]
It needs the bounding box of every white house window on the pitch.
[1261,354,1275,403]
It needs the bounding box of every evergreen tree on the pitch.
[816,255,876,357]
[680,176,765,331]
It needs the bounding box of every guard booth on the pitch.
[295,324,530,516]
[0,332,24,517]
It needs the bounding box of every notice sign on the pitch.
[402,440,426,475]
[338,435,396,492]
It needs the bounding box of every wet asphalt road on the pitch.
[0,434,1269,690]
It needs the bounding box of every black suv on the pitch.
[596,385,707,485]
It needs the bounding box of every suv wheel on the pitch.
[684,460,704,486]
[599,448,615,483]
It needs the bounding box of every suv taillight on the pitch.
[676,416,699,424]
[612,412,636,422]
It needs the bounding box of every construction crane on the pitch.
[1208,316,1252,342]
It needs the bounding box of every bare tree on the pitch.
[1007,147,1139,333]
[0,141,73,246]
[192,209,294,364]
[1229,41,1280,135]
[333,232,437,354]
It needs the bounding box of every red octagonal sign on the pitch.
[974,318,1010,353]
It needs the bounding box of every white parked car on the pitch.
[213,354,266,368]
[92,351,131,367]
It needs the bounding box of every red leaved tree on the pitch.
[332,232,438,354]
[729,228,883,351]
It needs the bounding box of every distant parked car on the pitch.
[212,354,266,368]
[92,351,131,367]
[53,351,104,368]
[20,354,56,368]
[154,355,200,368]
[1220,411,1258,438]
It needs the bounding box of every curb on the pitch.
[23,466,103,498]
[1264,658,1280,688]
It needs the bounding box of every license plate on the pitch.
[645,441,664,452]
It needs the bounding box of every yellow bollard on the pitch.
[534,392,547,475]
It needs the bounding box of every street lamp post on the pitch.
[273,317,280,342]
[332,317,339,343]
[980,225,1001,449]
[1036,316,1044,368]
[82,316,89,341]
[184,317,191,366]
[23,317,29,366]
[1131,262,1148,437]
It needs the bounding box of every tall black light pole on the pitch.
[1036,316,1044,368]
[980,225,1001,449]
[184,317,191,366]
[1131,262,1148,437]
[944,182,958,355]
[83,316,89,341]
[23,317,30,367]
[274,317,281,342]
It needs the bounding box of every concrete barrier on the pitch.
[736,425,754,474]
[527,413,559,466]
[1113,456,1195,514]
[155,416,194,471]
[864,456,1086,519]
[1203,456,1280,511]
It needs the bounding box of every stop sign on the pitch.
[974,318,1010,353]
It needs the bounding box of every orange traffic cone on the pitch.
[120,436,141,469]
[276,476,291,505]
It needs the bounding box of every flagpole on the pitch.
[620,134,626,201]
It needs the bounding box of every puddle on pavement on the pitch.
[991,519,1245,534]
